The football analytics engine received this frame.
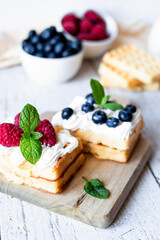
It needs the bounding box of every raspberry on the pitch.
[95,32,109,40]
[77,33,95,41]
[91,24,108,40]
[62,13,78,23]
[0,123,23,147]
[14,112,21,126]
[36,119,56,147]
[98,19,106,30]
[84,10,101,23]
[13,113,56,147]
[80,19,92,33]
[63,21,77,35]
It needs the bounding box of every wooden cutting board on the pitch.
[0,112,152,228]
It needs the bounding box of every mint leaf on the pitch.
[30,132,43,140]
[90,79,105,105]
[20,137,42,164]
[19,104,40,132]
[23,132,43,140]
[23,132,31,139]
[101,95,111,105]
[103,102,124,110]
[83,177,110,199]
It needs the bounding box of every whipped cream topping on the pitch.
[36,130,78,169]
[51,96,141,140]
[0,123,78,169]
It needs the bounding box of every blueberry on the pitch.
[30,35,40,45]
[28,30,36,38]
[106,117,119,128]
[49,26,57,36]
[57,32,67,43]
[23,43,35,55]
[125,104,136,113]
[44,43,53,53]
[92,110,107,124]
[85,93,95,104]
[62,46,75,57]
[119,110,132,122]
[34,51,44,58]
[36,42,44,51]
[50,35,60,46]
[40,28,51,40]
[22,39,29,48]
[69,39,82,52]
[81,102,94,113]
[46,52,56,58]
[61,49,72,57]
[54,42,65,56]
[61,107,74,120]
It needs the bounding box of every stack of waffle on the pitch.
[98,44,160,91]
[0,133,85,194]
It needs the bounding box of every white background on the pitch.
[0,0,160,240]
[0,0,160,31]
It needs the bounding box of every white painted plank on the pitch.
[0,61,97,119]
[21,202,57,240]
[0,194,28,240]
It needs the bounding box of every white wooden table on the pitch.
[0,59,160,240]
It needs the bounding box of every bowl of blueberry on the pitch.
[61,10,118,59]
[20,26,84,85]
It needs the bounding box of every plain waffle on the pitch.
[102,44,160,84]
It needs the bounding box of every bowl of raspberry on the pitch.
[61,10,118,59]
[20,26,84,86]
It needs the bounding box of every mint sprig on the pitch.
[19,104,43,164]
[83,177,110,199]
[90,79,124,110]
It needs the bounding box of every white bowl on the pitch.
[61,14,118,59]
[20,46,84,86]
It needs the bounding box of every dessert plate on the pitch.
[0,111,151,228]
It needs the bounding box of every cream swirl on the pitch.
[0,129,78,168]
[36,130,78,168]
[51,96,141,140]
